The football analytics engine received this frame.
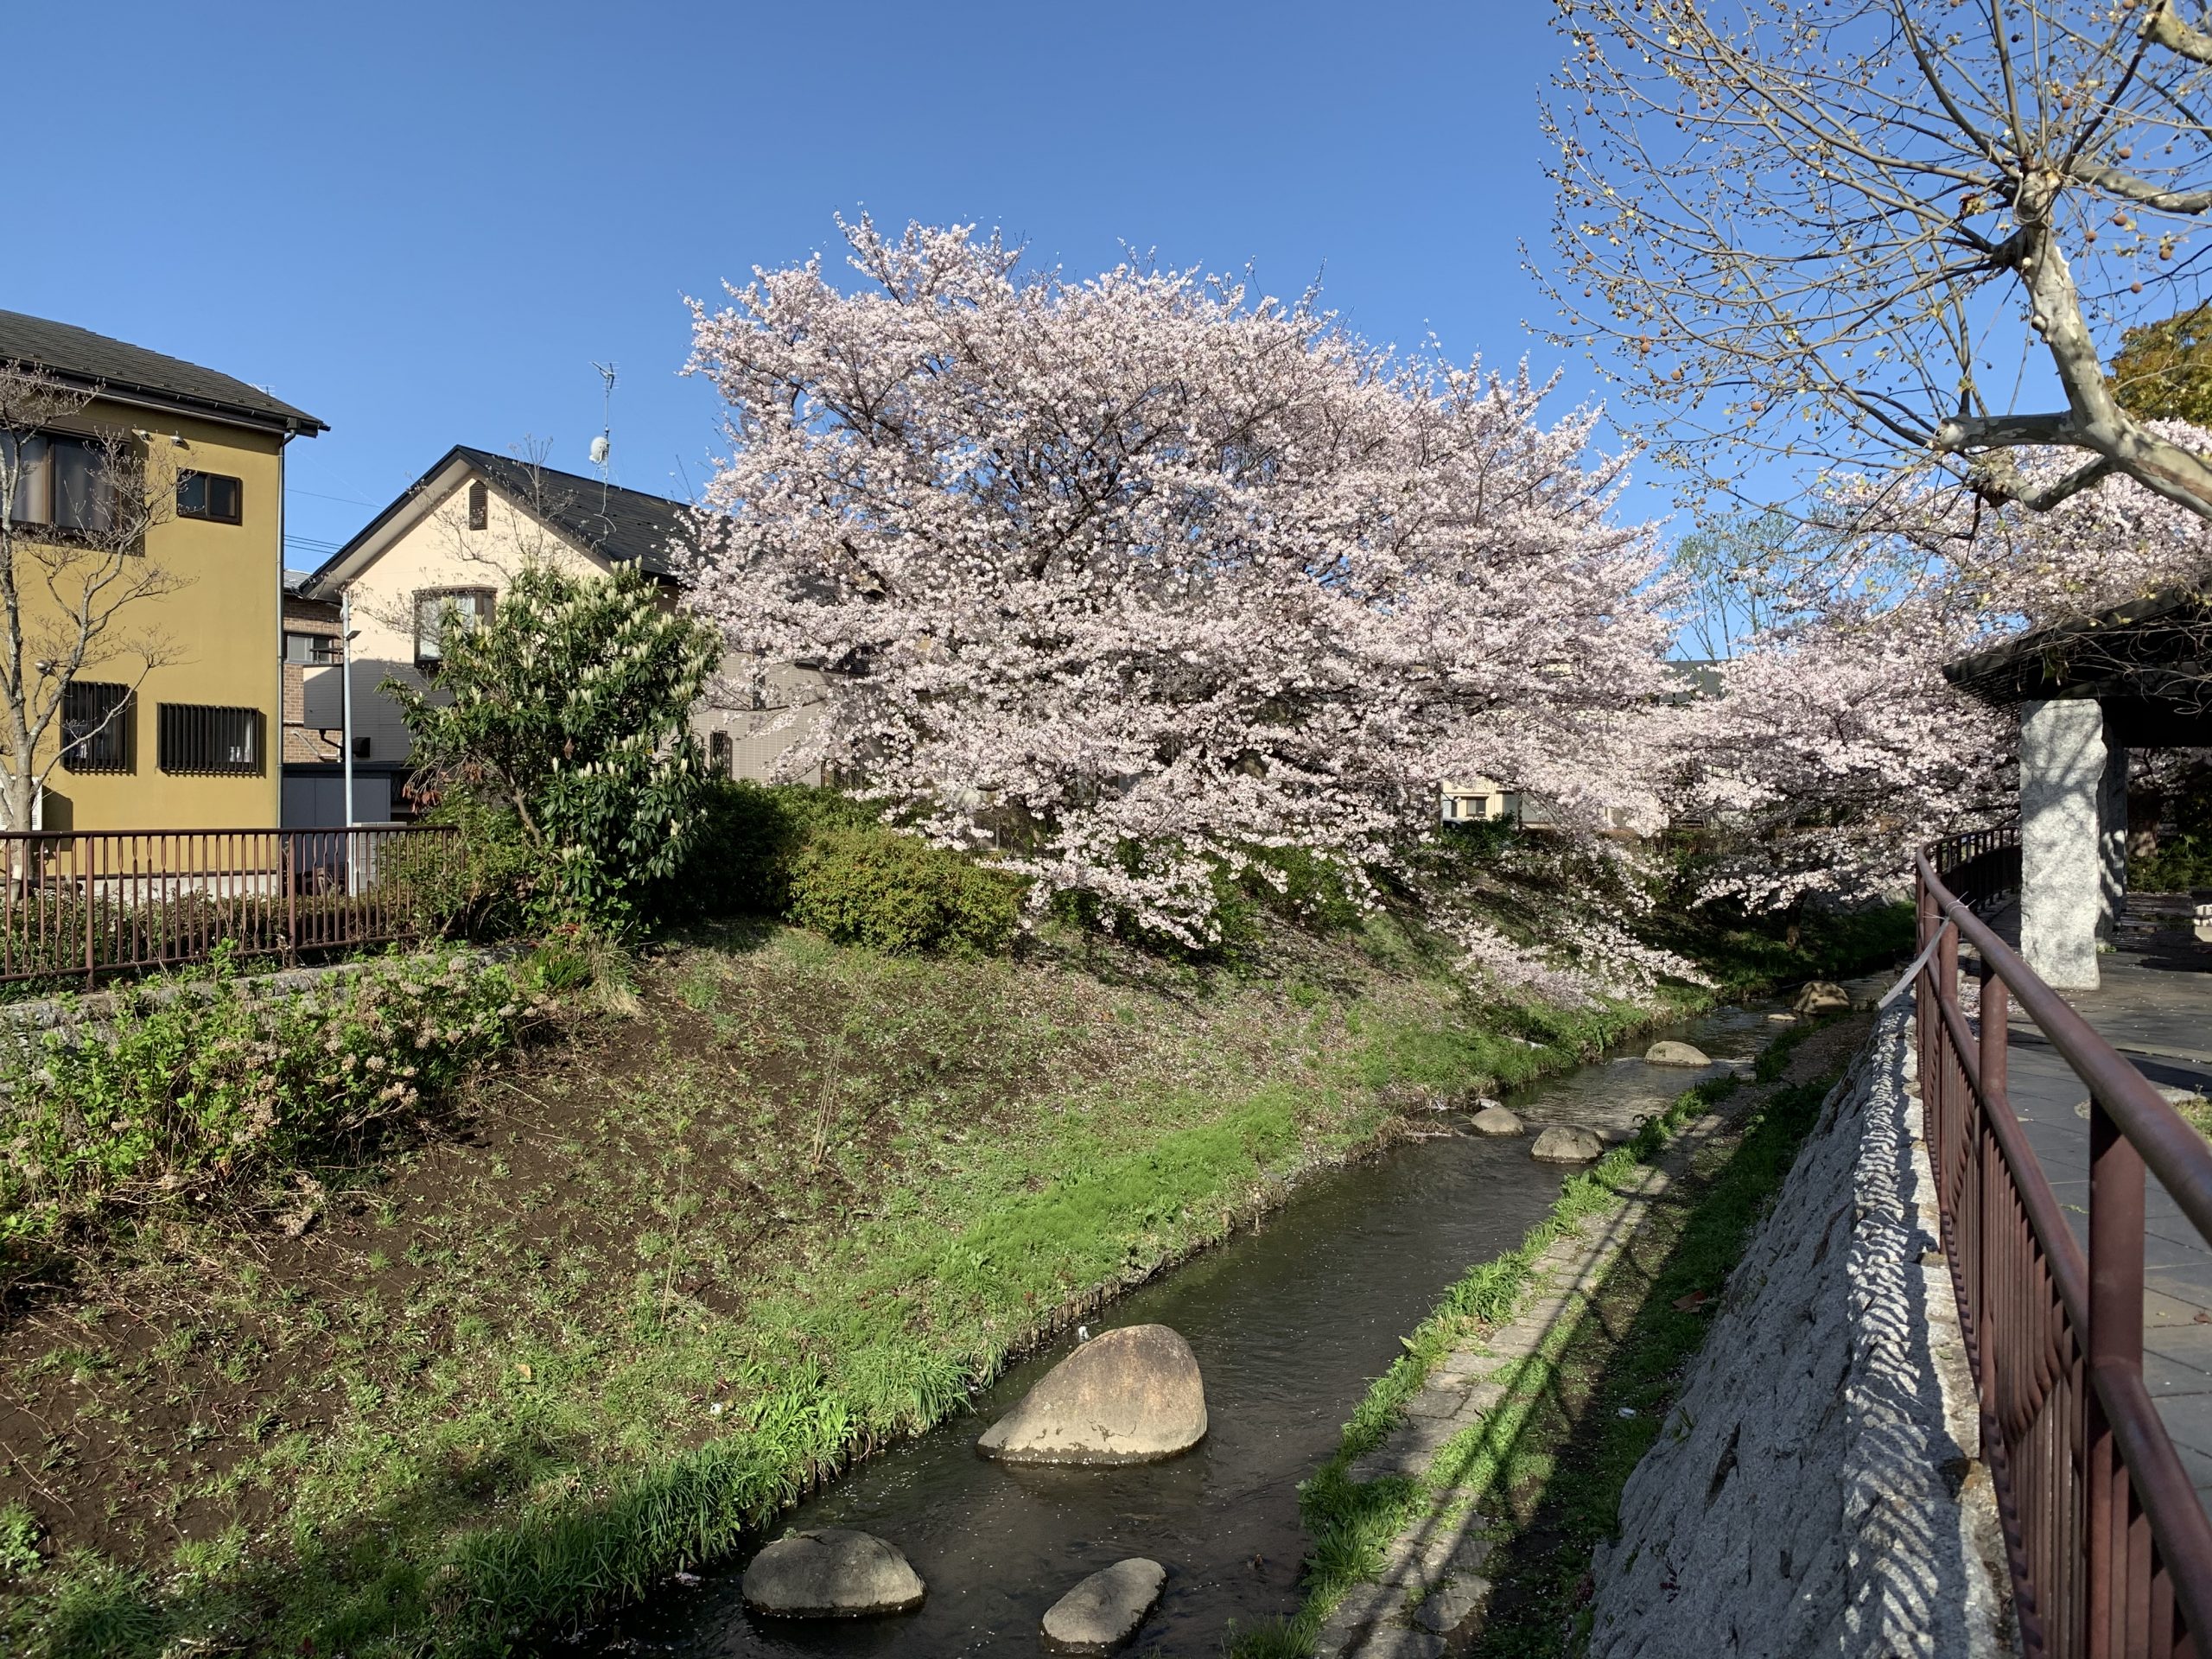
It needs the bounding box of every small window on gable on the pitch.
[415,588,494,669]
[467,480,488,531]
[709,729,733,777]
[176,471,243,524]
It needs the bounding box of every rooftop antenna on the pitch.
[589,360,616,509]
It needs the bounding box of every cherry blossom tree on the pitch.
[681,218,1676,947]
[1681,429,2212,904]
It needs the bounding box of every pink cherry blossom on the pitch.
[680,217,1678,947]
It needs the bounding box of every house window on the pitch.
[283,631,340,665]
[414,588,494,669]
[158,703,263,774]
[467,479,488,531]
[1442,793,1489,823]
[60,681,132,772]
[175,471,243,524]
[4,432,118,532]
[709,729,733,777]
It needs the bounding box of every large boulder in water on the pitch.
[1041,1557,1168,1653]
[1644,1040,1711,1067]
[1530,1125,1605,1164]
[1470,1106,1526,1137]
[1793,980,1852,1016]
[977,1324,1206,1465]
[741,1528,925,1618]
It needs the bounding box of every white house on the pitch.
[300,446,820,821]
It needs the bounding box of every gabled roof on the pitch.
[1942,588,2212,706]
[0,309,324,436]
[454,447,690,575]
[302,445,696,594]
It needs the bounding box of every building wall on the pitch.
[1440,778,1513,823]
[35,406,288,832]
[282,592,342,765]
[696,659,828,785]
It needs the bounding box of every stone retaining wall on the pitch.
[1586,1001,2012,1657]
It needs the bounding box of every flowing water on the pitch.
[599,1001,1778,1657]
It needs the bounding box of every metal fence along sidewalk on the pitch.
[1918,837,2212,1657]
[0,825,464,986]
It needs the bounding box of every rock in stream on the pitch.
[1040,1557,1167,1653]
[978,1324,1207,1465]
[741,1528,925,1618]
[1530,1124,1605,1164]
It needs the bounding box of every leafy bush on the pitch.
[0,947,544,1259]
[677,779,879,917]
[785,824,1022,954]
[388,563,721,930]
[2136,770,2212,891]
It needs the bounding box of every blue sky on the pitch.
[7,3,1618,570]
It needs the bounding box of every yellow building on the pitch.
[0,310,324,831]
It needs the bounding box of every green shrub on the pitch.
[785,824,1022,954]
[2136,769,2212,891]
[0,1502,38,1580]
[676,779,877,917]
[0,946,545,1263]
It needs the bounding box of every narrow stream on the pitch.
[599,1001,1778,1657]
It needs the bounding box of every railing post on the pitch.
[1980,959,2008,1102]
[283,832,298,968]
[1917,868,1936,1088]
[2088,1090,2149,1659]
[80,834,94,989]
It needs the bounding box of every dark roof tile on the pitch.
[455,447,690,575]
[0,309,324,435]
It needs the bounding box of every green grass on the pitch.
[1461,1066,1838,1654]
[1229,1021,1853,1657]
[0,876,1896,1659]
[0,920,1723,1659]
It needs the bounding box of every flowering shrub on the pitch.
[389,562,722,930]
[0,947,544,1255]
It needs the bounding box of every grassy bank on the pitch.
[0,905,1901,1658]
[1230,1015,1862,1656]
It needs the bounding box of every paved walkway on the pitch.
[1972,900,2212,1508]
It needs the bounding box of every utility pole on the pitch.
[340,585,359,894]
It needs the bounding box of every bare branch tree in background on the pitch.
[1543,0,2212,524]
[0,362,183,831]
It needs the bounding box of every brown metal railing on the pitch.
[1933,823,2025,915]
[1917,847,2212,1656]
[0,825,466,987]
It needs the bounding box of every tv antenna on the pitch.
[589,360,616,507]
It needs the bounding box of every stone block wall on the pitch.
[1586,1003,2011,1657]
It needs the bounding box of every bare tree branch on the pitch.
[0,361,188,830]
[1541,0,2212,525]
